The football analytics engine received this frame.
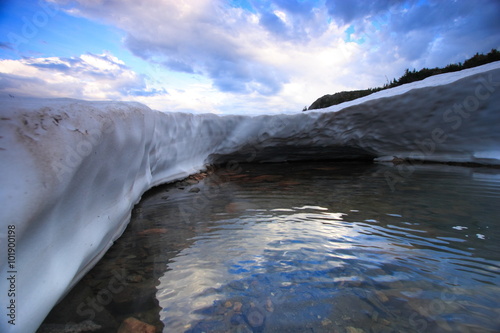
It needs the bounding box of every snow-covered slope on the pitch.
[0,62,499,333]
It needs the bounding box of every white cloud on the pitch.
[3,0,499,114]
[47,0,370,112]
[0,52,242,114]
[0,52,165,100]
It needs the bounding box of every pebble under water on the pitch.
[39,161,500,333]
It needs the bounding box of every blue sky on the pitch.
[0,0,499,114]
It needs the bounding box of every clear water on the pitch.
[39,162,500,333]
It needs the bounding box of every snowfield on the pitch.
[1,62,499,332]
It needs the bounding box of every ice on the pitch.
[0,62,499,332]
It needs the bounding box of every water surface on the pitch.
[39,162,500,333]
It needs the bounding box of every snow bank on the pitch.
[0,62,499,332]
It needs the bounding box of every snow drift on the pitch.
[0,62,499,332]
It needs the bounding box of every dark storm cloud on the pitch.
[206,58,284,95]
[252,0,329,41]
[326,0,500,66]
[325,0,407,25]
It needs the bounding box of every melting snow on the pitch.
[1,62,499,333]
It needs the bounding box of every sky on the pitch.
[0,0,499,115]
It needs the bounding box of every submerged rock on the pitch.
[346,326,365,333]
[37,320,102,333]
[243,305,266,332]
[117,317,155,333]
[137,228,168,236]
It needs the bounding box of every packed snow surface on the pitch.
[1,62,499,332]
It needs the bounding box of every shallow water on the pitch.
[39,162,500,333]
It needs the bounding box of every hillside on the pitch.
[307,49,500,111]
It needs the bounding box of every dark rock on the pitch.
[37,320,102,333]
[117,317,155,333]
[126,274,143,283]
[228,280,246,291]
[111,286,158,315]
[230,314,245,326]
[243,307,266,332]
[39,285,119,331]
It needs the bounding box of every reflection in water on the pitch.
[39,162,500,333]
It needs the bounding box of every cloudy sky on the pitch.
[0,0,499,114]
